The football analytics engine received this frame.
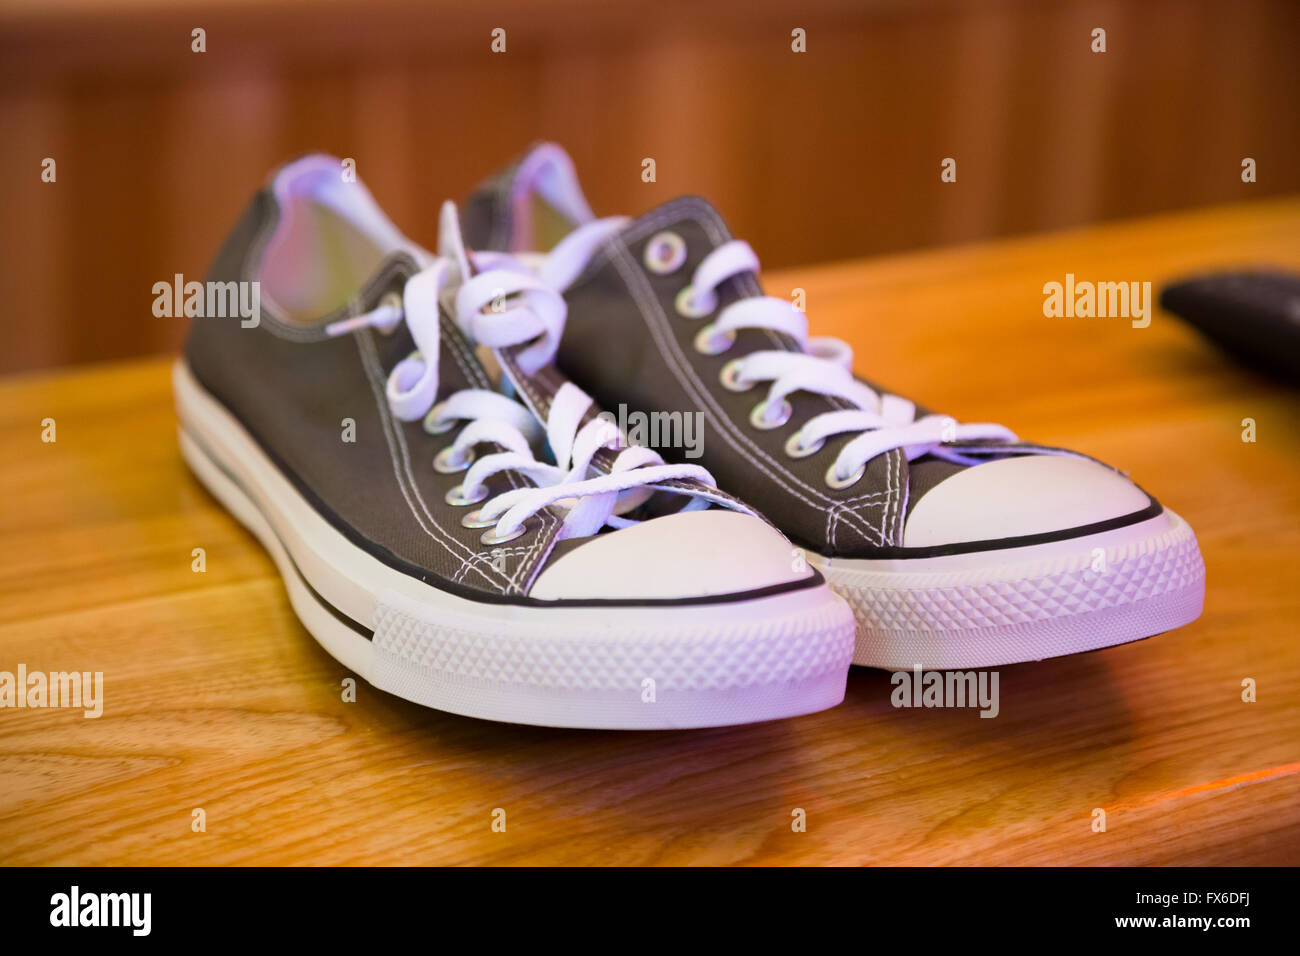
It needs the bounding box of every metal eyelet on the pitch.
[694,323,736,356]
[376,291,404,334]
[643,231,687,275]
[433,445,475,474]
[825,462,866,490]
[461,509,498,529]
[749,398,793,430]
[719,358,754,392]
[481,522,529,546]
[675,285,715,320]
[423,401,456,435]
[784,430,825,459]
[445,483,489,507]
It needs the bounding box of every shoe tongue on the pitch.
[427,199,514,396]
[460,142,595,253]
[436,199,473,280]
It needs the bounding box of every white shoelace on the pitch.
[539,218,1019,488]
[325,256,725,543]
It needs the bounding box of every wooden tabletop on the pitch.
[3,199,1299,866]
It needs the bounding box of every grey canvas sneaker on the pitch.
[174,155,854,728]
[460,143,1206,670]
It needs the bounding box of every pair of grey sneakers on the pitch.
[175,147,1204,729]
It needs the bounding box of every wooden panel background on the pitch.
[1,0,1298,373]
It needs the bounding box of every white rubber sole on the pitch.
[809,510,1205,670]
[173,360,854,729]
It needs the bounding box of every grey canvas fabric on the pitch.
[462,171,1162,559]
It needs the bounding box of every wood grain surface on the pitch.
[1,198,1298,865]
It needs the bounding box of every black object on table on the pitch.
[1160,270,1300,382]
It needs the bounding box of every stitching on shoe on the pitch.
[890,448,908,546]
[574,197,889,544]
[886,448,898,546]
[440,313,493,390]
[828,464,897,550]
[461,345,568,593]
[451,545,536,584]
[439,316,561,591]
[484,349,575,594]
[354,298,563,595]
[357,327,506,588]
[613,236,883,538]
[605,233,886,545]
[354,328,515,592]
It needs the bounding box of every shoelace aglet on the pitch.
[325,303,403,338]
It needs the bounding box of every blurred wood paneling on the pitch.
[1,0,1297,373]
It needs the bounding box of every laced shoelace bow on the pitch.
[325,256,731,543]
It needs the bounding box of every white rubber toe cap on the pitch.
[902,454,1151,548]
[530,510,811,601]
